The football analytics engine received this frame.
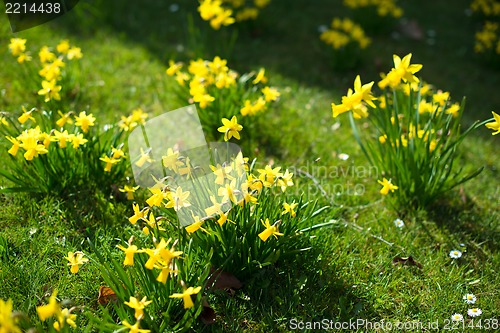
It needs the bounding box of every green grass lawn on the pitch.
[0,0,499,332]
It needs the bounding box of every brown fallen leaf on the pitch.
[97,286,118,305]
[199,298,216,325]
[392,256,422,269]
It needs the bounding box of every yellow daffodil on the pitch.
[70,133,88,149]
[18,106,35,124]
[117,242,141,266]
[9,38,27,56]
[67,47,82,60]
[56,40,70,54]
[282,201,298,217]
[56,110,73,127]
[377,178,399,195]
[277,169,294,191]
[144,238,183,270]
[119,185,140,200]
[129,203,148,224]
[0,298,21,333]
[52,130,72,148]
[169,286,202,309]
[485,111,500,135]
[38,80,62,102]
[257,165,281,186]
[122,320,151,333]
[217,116,243,141]
[162,148,182,173]
[166,60,183,76]
[262,86,280,102]
[20,137,48,161]
[74,111,96,133]
[65,251,89,274]
[100,155,120,172]
[37,290,60,321]
[218,180,239,204]
[258,218,284,241]
[124,296,152,320]
[53,308,77,331]
[171,186,191,211]
[353,75,377,108]
[135,148,154,167]
[380,53,422,88]
[6,136,20,156]
[39,46,56,63]
[252,68,267,84]
[17,53,32,63]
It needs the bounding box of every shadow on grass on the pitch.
[424,196,500,254]
[197,243,379,332]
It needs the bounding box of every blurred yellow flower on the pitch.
[252,68,268,84]
[56,110,74,127]
[67,47,83,60]
[8,38,26,56]
[56,40,70,54]
[485,111,500,135]
[38,80,62,102]
[377,177,399,195]
[124,296,152,320]
[119,185,140,200]
[0,298,21,333]
[39,46,56,63]
[129,203,147,224]
[169,286,202,309]
[262,86,280,102]
[37,290,60,321]
[74,111,96,133]
[282,201,298,217]
[117,242,140,266]
[18,106,35,124]
[100,155,120,172]
[122,320,151,333]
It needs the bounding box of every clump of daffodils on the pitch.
[343,0,403,18]
[320,17,371,50]
[166,56,279,141]
[470,0,500,17]
[37,290,78,331]
[474,21,500,54]
[8,38,83,103]
[198,0,271,29]
[122,123,325,279]
[330,53,495,208]
[0,106,146,196]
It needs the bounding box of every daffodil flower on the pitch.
[485,111,500,135]
[169,286,202,309]
[377,178,398,195]
[258,218,284,241]
[124,296,152,320]
[65,251,89,274]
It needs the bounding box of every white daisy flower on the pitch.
[463,294,476,304]
[451,313,463,321]
[394,218,405,228]
[449,250,462,259]
[467,308,482,317]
